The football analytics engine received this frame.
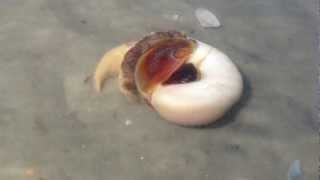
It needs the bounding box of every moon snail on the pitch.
[94,31,243,126]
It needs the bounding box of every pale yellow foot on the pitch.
[93,43,133,92]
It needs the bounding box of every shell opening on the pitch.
[164,63,199,85]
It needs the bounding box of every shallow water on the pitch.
[0,0,318,179]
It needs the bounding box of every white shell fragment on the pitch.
[195,8,221,28]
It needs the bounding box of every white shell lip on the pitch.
[150,40,243,126]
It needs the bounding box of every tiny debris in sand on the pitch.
[83,75,92,84]
[236,178,249,180]
[140,156,144,160]
[25,168,35,177]
[171,14,180,21]
[195,8,221,28]
[125,119,132,126]
[163,13,180,21]
[81,144,87,149]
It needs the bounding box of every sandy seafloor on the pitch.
[0,0,318,179]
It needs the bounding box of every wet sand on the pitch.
[0,0,318,179]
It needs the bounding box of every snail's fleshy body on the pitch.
[94,31,243,126]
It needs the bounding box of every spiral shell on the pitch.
[94,31,243,126]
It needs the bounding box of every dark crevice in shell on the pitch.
[164,63,199,85]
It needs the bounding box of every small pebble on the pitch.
[140,156,144,160]
[195,8,221,28]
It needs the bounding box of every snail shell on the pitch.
[94,31,243,126]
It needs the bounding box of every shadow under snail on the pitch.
[94,31,243,126]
